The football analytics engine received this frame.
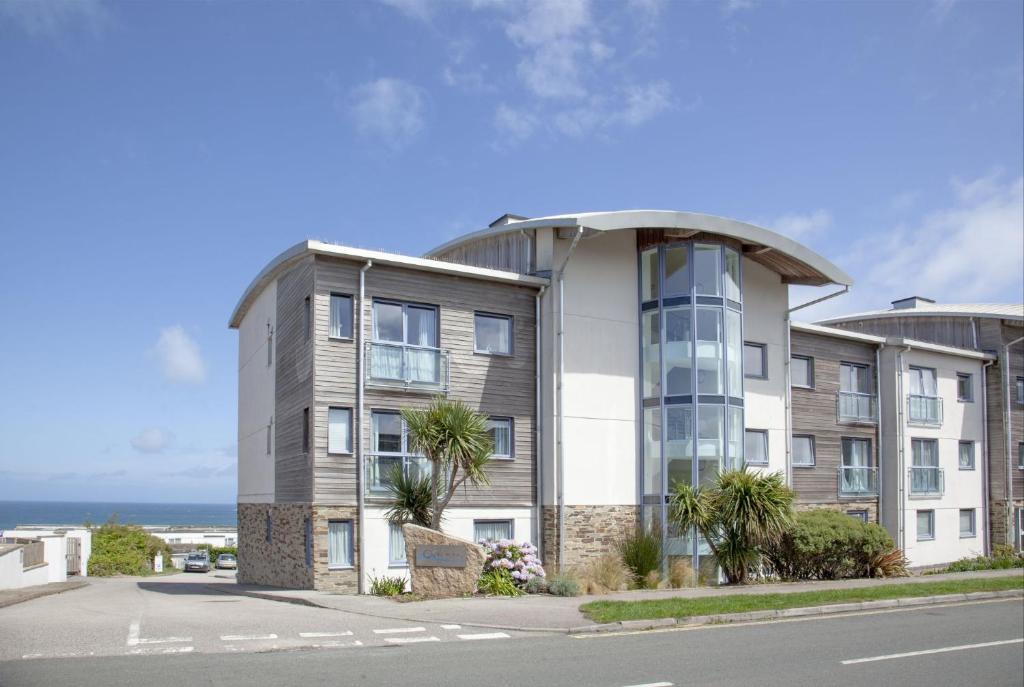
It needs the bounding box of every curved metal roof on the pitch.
[821,302,1024,324]
[425,210,853,287]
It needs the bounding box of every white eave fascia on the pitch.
[229,240,549,328]
[791,321,886,344]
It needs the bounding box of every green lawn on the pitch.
[579,575,1024,624]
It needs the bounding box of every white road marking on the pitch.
[384,636,441,644]
[456,632,510,641]
[310,640,364,649]
[373,627,426,634]
[841,638,1024,665]
[129,646,195,655]
[220,633,279,641]
[622,683,673,687]
[138,636,192,645]
[440,624,462,630]
[22,652,96,660]
[126,620,141,647]
[299,631,354,638]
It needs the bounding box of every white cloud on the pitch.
[506,0,593,99]
[0,0,109,37]
[770,209,833,239]
[616,80,674,126]
[349,78,425,150]
[494,104,539,143]
[723,0,757,16]
[131,428,174,454]
[376,0,434,21]
[154,325,206,384]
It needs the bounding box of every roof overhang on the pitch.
[426,210,853,287]
[229,240,549,329]
[792,322,995,360]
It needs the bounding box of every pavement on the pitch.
[0,579,89,609]
[1,595,1021,686]
[212,567,1024,632]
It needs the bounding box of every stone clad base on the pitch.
[796,501,879,524]
[990,499,1024,550]
[403,524,486,598]
[237,503,313,589]
[542,505,639,572]
[312,505,359,593]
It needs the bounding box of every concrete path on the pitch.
[0,579,88,609]
[211,568,1024,632]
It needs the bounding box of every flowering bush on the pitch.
[480,539,545,589]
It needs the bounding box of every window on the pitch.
[474,519,513,543]
[792,435,815,467]
[327,521,353,568]
[912,438,939,467]
[958,441,975,470]
[724,248,741,302]
[956,373,973,402]
[266,417,273,455]
[744,342,766,379]
[474,313,512,355]
[304,517,312,568]
[486,417,513,459]
[328,408,352,454]
[916,510,935,541]
[267,322,273,367]
[840,362,871,394]
[368,411,429,492]
[697,308,724,394]
[641,248,659,301]
[693,243,721,296]
[373,300,438,347]
[959,509,976,538]
[842,437,870,468]
[909,366,937,396]
[1018,442,1023,469]
[744,429,768,465]
[329,294,353,339]
[304,296,311,342]
[265,512,272,543]
[302,407,310,453]
[847,510,868,523]
[791,356,813,389]
[389,523,407,566]
[1017,377,1024,405]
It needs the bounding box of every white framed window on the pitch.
[792,435,815,467]
[956,373,973,402]
[909,366,937,397]
[329,294,353,339]
[327,520,353,569]
[328,408,352,454]
[1017,377,1024,405]
[958,441,975,470]
[389,523,407,567]
[959,509,976,538]
[487,417,513,459]
[916,510,935,541]
[791,356,813,389]
[474,313,513,355]
[744,429,768,465]
[847,510,868,523]
[744,342,767,379]
[474,519,513,543]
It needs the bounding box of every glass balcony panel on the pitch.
[367,455,432,494]
[908,395,943,425]
[366,343,447,391]
[837,392,877,423]
[909,466,944,495]
[838,466,878,496]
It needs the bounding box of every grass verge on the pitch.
[579,575,1024,624]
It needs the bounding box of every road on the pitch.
[0,574,1021,686]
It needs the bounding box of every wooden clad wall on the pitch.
[791,330,880,504]
[312,256,538,508]
[274,258,315,502]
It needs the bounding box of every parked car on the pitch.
[184,552,210,573]
[215,553,237,570]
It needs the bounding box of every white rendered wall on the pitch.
[3,528,92,580]
[740,259,789,477]
[360,507,534,590]
[899,350,986,567]
[150,531,238,547]
[238,280,277,503]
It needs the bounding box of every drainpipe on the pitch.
[556,227,584,570]
[356,260,372,594]
[895,343,912,552]
[981,358,995,555]
[534,284,548,552]
[875,345,883,525]
[785,286,849,485]
[1004,335,1024,547]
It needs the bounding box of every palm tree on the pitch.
[669,467,794,584]
[382,466,433,528]
[400,396,493,530]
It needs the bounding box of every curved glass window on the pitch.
[638,242,744,572]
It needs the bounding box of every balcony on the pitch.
[907,395,943,426]
[836,392,877,424]
[909,466,944,497]
[838,466,878,497]
[365,342,449,393]
[365,454,433,495]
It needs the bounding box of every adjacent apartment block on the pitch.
[229,210,1020,591]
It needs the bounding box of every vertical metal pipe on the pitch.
[356,260,372,594]
[875,345,883,525]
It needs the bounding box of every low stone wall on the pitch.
[312,506,360,593]
[237,503,313,589]
[542,505,639,571]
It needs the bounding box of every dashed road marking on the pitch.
[622,683,673,687]
[138,636,192,645]
[299,631,354,638]
[129,646,195,655]
[440,624,462,630]
[22,652,96,660]
[456,632,510,641]
[373,627,426,635]
[220,634,278,641]
[310,640,364,649]
[384,636,440,644]
[841,638,1024,665]
[126,620,141,647]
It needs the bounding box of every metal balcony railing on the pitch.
[907,395,943,426]
[838,466,878,496]
[365,454,433,495]
[365,342,449,393]
[909,466,944,496]
[837,392,877,424]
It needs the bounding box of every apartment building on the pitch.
[230,210,1014,592]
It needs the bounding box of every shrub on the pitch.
[546,573,581,597]
[619,528,663,589]
[88,522,174,577]
[763,509,893,580]
[197,544,237,562]
[869,548,909,578]
[480,540,545,589]
[943,549,1024,573]
[369,574,407,597]
[477,568,522,596]
[524,576,549,594]
[574,553,630,594]
[668,558,696,588]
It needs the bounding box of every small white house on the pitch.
[0,526,91,589]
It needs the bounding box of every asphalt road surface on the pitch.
[0,578,1020,687]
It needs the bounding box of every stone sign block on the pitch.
[403,523,486,598]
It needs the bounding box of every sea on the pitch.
[0,501,237,531]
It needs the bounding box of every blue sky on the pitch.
[0,0,1021,504]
